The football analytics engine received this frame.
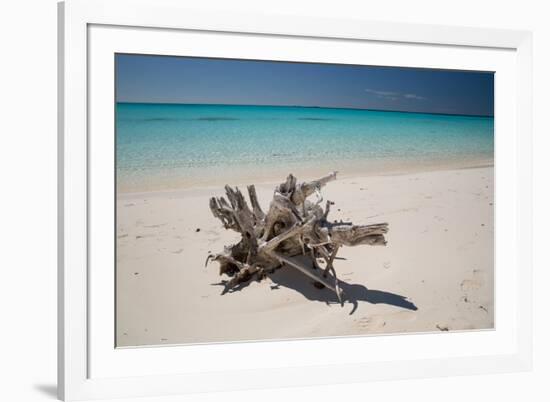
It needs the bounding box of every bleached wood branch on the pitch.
[206,173,388,301]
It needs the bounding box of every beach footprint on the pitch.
[356,315,386,331]
[144,223,167,228]
[460,269,486,292]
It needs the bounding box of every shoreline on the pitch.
[117,160,494,196]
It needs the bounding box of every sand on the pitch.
[116,166,494,347]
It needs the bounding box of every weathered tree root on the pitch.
[206,172,388,305]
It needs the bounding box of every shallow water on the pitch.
[116,103,493,192]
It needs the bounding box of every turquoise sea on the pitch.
[116,103,494,192]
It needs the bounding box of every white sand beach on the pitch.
[116,166,494,347]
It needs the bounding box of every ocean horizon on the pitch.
[116,103,494,192]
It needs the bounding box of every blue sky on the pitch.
[116,54,494,116]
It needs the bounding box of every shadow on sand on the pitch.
[269,265,417,315]
[212,262,417,315]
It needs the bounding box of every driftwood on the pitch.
[206,172,388,304]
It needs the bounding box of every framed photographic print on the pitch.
[58,0,533,400]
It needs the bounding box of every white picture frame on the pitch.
[58,0,533,400]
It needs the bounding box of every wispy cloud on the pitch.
[365,88,426,101]
[403,93,426,100]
